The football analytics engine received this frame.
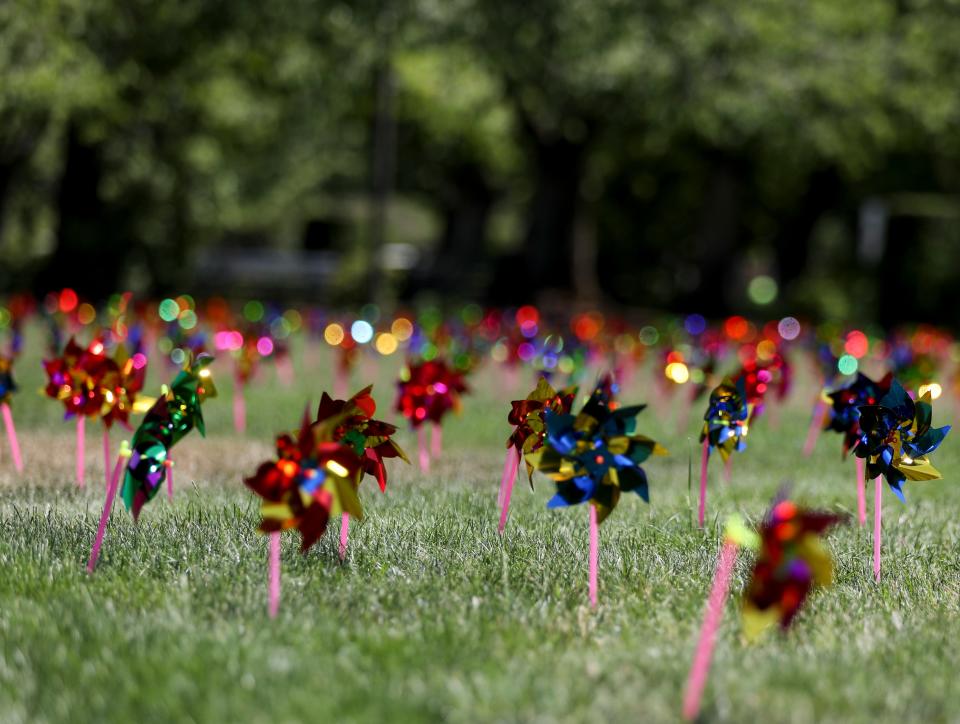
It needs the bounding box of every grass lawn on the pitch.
[2,326,959,723]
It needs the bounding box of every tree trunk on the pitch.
[38,122,127,299]
[773,167,841,290]
[522,137,586,299]
[684,153,746,313]
[426,164,493,299]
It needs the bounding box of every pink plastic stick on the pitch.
[339,512,350,560]
[431,423,442,460]
[1,403,23,472]
[268,531,281,618]
[86,454,124,572]
[873,476,882,582]
[497,448,513,507]
[233,381,246,434]
[803,399,826,457]
[498,447,520,534]
[589,504,599,608]
[682,541,738,720]
[418,426,430,473]
[103,428,111,491]
[334,365,348,400]
[76,416,85,489]
[856,456,866,526]
[698,438,709,528]
[166,458,174,501]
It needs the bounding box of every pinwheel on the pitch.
[87,355,217,572]
[395,358,468,471]
[42,337,109,488]
[232,331,260,434]
[0,355,22,472]
[314,385,408,558]
[683,504,845,720]
[742,500,845,640]
[527,375,667,606]
[92,348,149,489]
[854,380,950,580]
[737,350,790,427]
[802,342,841,457]
[244,411,364,616]
[499,377,577,533]
[822,373,892,524]
[697,378,751,527]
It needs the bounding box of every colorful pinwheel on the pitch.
[87,355,218,573]
[824,372,892,458]
[42,337,109,420]
[742,500,845,640]
[530,375,667,522]
[0,355,22,471]
[737,351,790,423]
[854,379,951,501]
[244,412,364,553]
[528,375,666,606]
[43,337,110,487]
[697,377,751,527]
[506,377,578,487]
[314,385,409,493]
[498,377,577,533]
[0,355,15,406]
[98,349,148,430]
[683,504,843,718]
[121,355,217,520]
[395,358,468,428]
[700,377,750,462]
[396,357,468,470]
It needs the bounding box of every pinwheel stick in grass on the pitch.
[0,356,23,472]
[86,356,217,573]
[245,412,364,617]
[823,373,891,525]
[527,376,667,607]
[683,504,845,720]
[395,359,467,472]
[698,378,751,528]
[43,338,108,488]
[314,385,408,559]
[854,380,950,581]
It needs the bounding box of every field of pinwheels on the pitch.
[2,313,960,724]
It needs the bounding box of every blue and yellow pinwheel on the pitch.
[700,377,751,461]
[854,379,950,501]
[528,376,667,522]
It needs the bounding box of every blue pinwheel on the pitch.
[529,376,667,522]
[854,379,950,501]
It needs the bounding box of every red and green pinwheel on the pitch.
[244,409,367,617]
[315,385,409,559]
[683,503,845,720]
[498,377,577,533]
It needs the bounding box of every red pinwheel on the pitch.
[396,358,468,472]
[245,411,364,617]
[315,385,409,493]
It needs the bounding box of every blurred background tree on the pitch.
[2,0,960,324]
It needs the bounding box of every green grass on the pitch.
[2,326,960,723]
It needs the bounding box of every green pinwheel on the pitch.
[121,355,217,519]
